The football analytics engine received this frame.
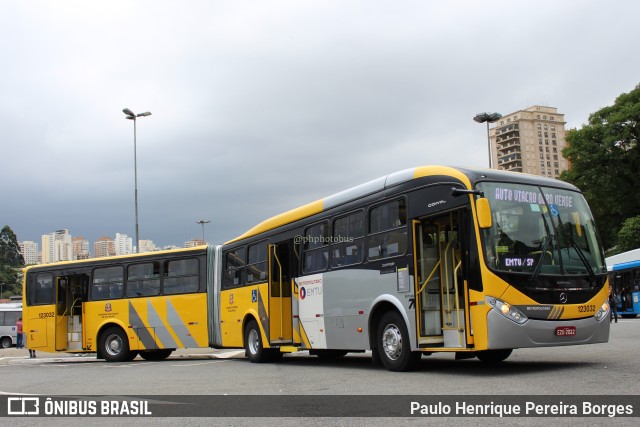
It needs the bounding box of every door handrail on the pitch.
[418,260,441,294]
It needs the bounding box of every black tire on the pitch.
[99,326,132,362]
[140,349,173,361]
[244,319,281,363]
[475,349,513,363]
[0,337,12,349]
[244,319,267,363]
[376,311,421,372]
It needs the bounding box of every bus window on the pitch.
[367,199,408,261]
[92,266,124,300]
[32,273,54,305]
[302,221,329,273]
[164,258,200,295]
[331,211,365,267]
[223,248,246,289]
[2,310,20,328]
[246,241,268,284]
[126,262,161,298]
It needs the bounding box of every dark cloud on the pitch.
[2,0,639,249]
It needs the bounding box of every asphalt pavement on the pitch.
[0,346,245,365]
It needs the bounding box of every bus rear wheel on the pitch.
[99,326,132,362]
[376,311,421,372]
[1,337,12,349]
[475,349,513,363]
[140,349,173,361]
[244,319,280,363]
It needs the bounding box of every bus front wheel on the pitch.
[99,326,132,362]
[376,311,421,372]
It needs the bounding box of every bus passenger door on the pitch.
[268,243,293,344]
[413,210,467,348]
[55,277,69,351]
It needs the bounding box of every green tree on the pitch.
[0,225,25,267]
[0,225,24,298]
[617,216,640,253]
[560,83,640,250]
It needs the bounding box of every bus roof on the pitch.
[0,303,22,310]
[226,165,578,244]
[606,248,640,272]
[23,245,209,274]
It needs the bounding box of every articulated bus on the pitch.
[606,248,640,318]
[22,166,611,371]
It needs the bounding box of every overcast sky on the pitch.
[1,0,639,250]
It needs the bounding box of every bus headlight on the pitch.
[594,301,609,322]
[486,296,528,324]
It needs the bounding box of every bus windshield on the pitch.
[478,182,606,277]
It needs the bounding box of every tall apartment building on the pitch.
[94,236,116,258]
[41,229,73,263]
[138,239,157,253]
[19,240,40,265]
[72,237,91,260]
[114,233,133,256]
[490,106,569,178]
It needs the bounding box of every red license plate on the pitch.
[555,326,576,336]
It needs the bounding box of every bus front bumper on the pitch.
[486,310,610,349]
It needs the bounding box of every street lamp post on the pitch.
[123,108,152,253]
[196,220,211,243]
[473,112,502,168]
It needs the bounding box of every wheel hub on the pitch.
[382,324,403,360]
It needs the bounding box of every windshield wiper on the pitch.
[554,213,596,282]
[565,233,596,283]
[529,234,552,281]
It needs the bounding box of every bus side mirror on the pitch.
[476,198,492,229]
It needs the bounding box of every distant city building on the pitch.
[138,239,157,253]
[489,106,569,178]
[94,236,116,258]
[114,233,133,256]
[72,236,90,260]
[19,240,39,265]
[185,239,205,248]
[41,229,73,263]
[162,245,180,251]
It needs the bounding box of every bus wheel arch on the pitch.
[98,325,133,363]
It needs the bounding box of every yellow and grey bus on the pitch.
[22,246,210,361]
[22,166,610,370]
